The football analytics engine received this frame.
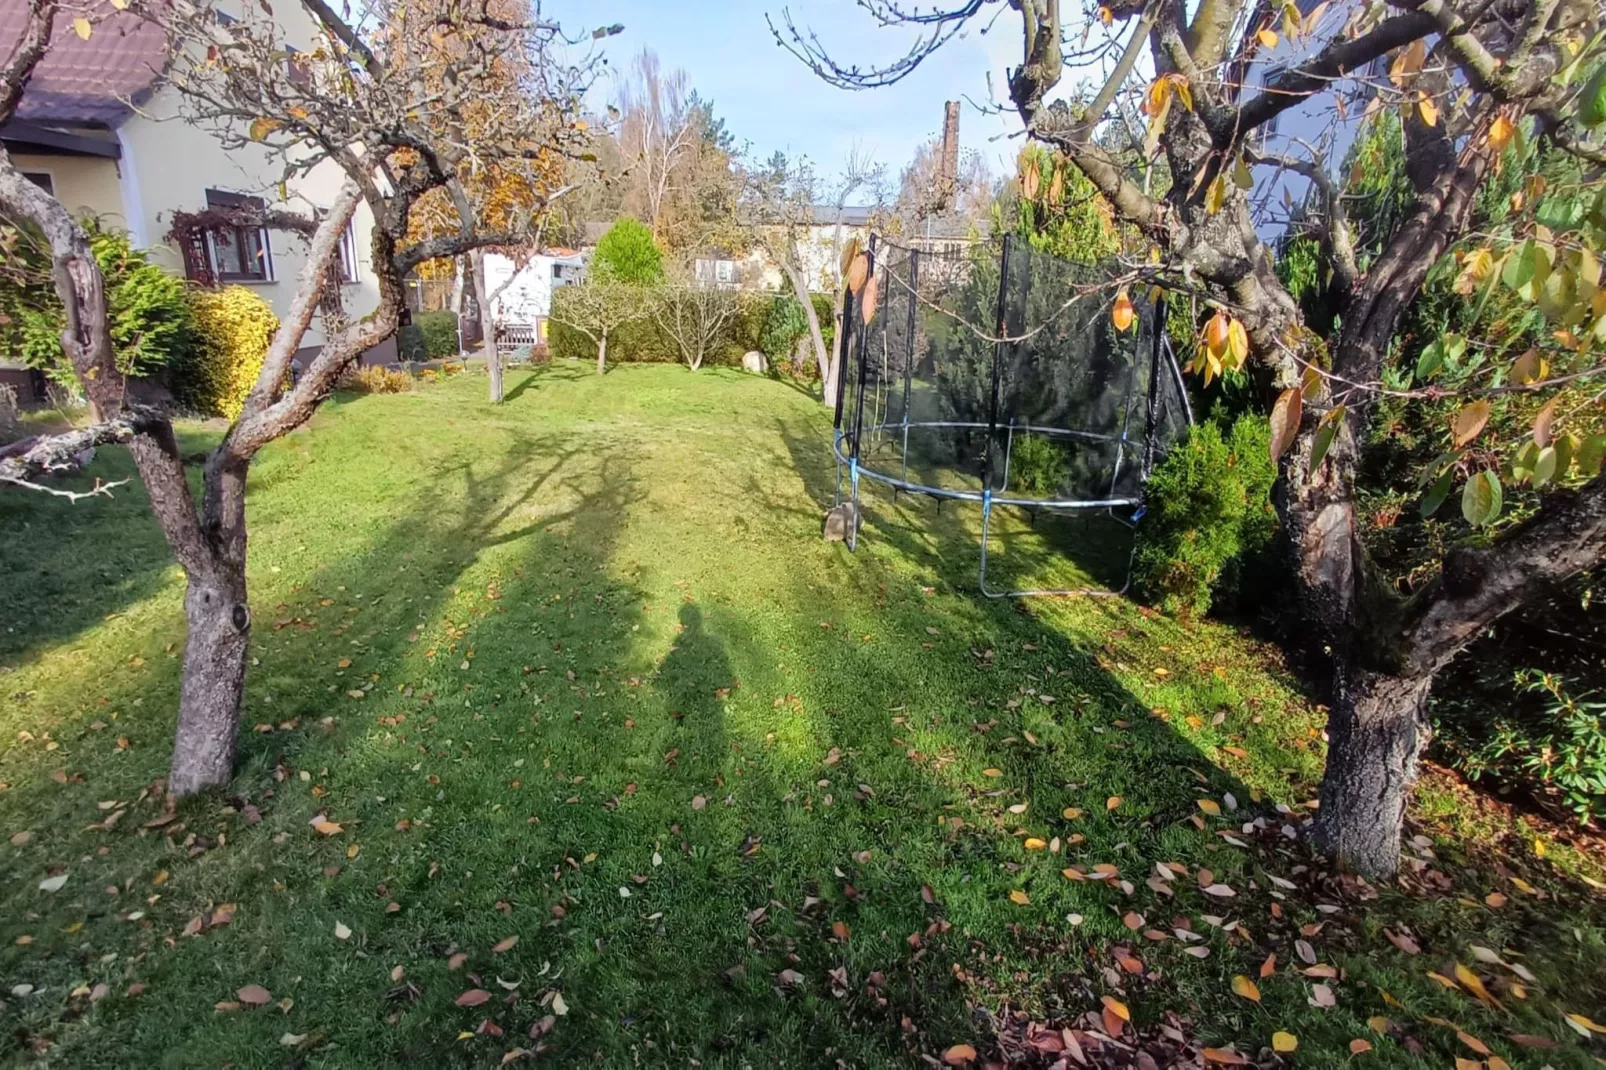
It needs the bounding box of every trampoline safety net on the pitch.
[835,234,1190,510]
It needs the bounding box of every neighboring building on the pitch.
[482,247,588,345]
[0,0,382,402]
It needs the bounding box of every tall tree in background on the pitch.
[776,0,1606,876]
[0,0,601,795]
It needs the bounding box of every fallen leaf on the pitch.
[1259,954,1277,978]
[1101,995,1131,1021]
[1272,1031,1298,1053]
[456,989,492,1007]
[941,1044,978,1066]
[1106,796,1122,810]
[1567,1012,1606,1036]
[237,984,272,1006]
[1231,975,1261,1002]
[38,873,68,893]
[1349,1038,1373,1054]
[1454,963,1502,1008]
[334,921,351,940]
[1009,889,1030,905]
[1201,1047,1249,1065]
[493,935,518,953]
[551,991,568,1015]
[1197,799,1221,816]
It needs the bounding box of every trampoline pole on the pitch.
[846,238,877,554]
[983,234,1013,493]
[1002,418,1016,493]
[900,249,919,485]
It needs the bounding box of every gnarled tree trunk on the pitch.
[169,553,252,795]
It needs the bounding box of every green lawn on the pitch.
[1,364,1602,1068]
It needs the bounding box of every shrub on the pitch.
[0,219,197,389]
[591,219,663,284]
[1132,414,1277,616]
[414,310,460,360]
[1009,433,1068,497]
[182,286,278,419]
[760,294,810,361]
[549,289,772,367]
[1441,671,1606,826]
[345,364,415,394]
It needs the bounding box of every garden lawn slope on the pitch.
[1,365,1602,1068]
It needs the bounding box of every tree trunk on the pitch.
[1311,668,1433,878]
[782,259,831,403]
[596,330,608,375]
[168,555,252,795]
[470,250,501,402]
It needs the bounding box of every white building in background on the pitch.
[481,248,588,345]
[0,0,383,402]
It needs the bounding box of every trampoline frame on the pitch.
[831,233,1193,598]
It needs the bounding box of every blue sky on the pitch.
[543,0,1023,191]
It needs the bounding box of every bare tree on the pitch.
[774,0,1606,876]
[744,150,884,403]
[0,0,604,795]
[616,49,696,246]
[653,270,739,372]
[551,278,646,374]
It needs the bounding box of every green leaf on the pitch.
[1579,64,1606,127]
[1310,405,1344,471]
[1578,433,1606,478]
[1532,446,1558,488]
[1421,467,1454,517]
[1501,240,1547,301]
[1511,439,1540,482]
[1461,469,1504,527]
[1416,339,1445,381]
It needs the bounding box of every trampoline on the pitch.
[831,233,1192,597]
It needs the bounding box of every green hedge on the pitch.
[549,288,836,370]
[414,310,460,360]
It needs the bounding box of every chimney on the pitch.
[938,100,960,209]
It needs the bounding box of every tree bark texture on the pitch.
[471,249,502,402]
[168,555,252,795]
[782,257,832,404]
[1311,670,1433,877]
[596,330,608,375]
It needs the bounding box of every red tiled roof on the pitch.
[0,0,169,127]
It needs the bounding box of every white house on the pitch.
[481,248,587,345]
[0,0,382,401]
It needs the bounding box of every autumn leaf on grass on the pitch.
[1454,963,1503,1009]
[333,921,352,940]
[1271,1032,1298,1053]
[456,989,492,1007]
[1567,1012,1606,1037]
[1201,1048,1249,1065]
[1106,795,1122,811]
[1349,1038,1373,1054]
[493,935,518,953]
[236,984,272,1006]
[1008,889,1030,905]
[1197,799,1221,816]
[941,1044,978,1066]
[1231,975,1261,1002]
[1259,954,1277,978]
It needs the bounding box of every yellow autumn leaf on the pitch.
[1257,28,1278,47]
[1205,172,1228,214]
[1101,995,1131,1021]
[72,16,92,38]
[1454,963,1501,1008]
[1062,807,1085,820]
[1008,889,1030,905]
[249,117,284,141]
[1567,1012,1606,1035]
[1231,975,1261,1002]
[1106,795,1122,811]
[1197,799,1221,815]
[1023,837,1047,851]
[1487,114,1515,151]
[1418,93,1439,127]
[982,768,1003,778]
[1271,1032,1297,1053]
[1226,317,1249,367]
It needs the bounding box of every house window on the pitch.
[714,259,735,284]
[22,172,53,195]
[201,188,272,282]
[337,221,359,283]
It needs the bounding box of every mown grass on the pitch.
[1,363,1602,1069]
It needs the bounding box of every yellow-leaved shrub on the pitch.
[182,286,278,419]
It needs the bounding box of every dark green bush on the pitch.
[414,310,460,360]
[1132,414,1277,616]
[0,218,197,390]
[1008,433,1069,498]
